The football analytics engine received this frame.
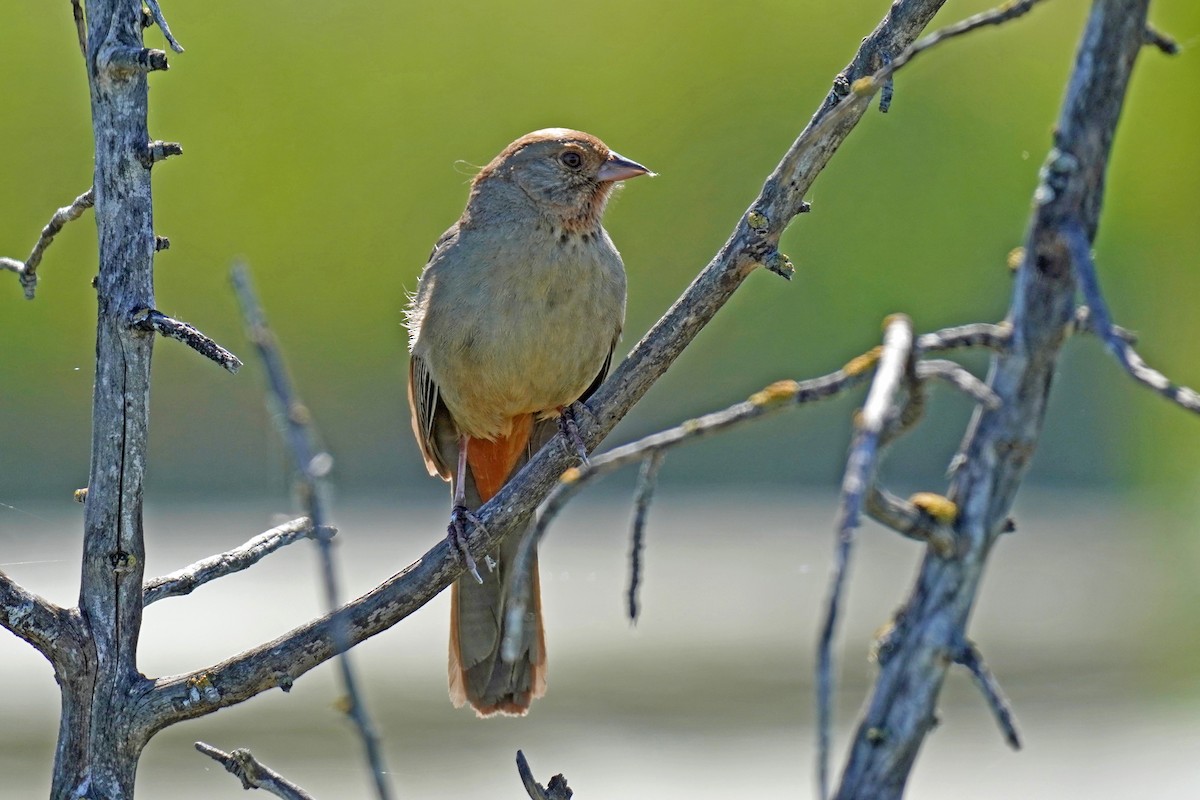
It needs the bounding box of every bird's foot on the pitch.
[557,402,591,465]
[448,504,486,584]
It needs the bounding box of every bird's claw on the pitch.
[558,403,591,465]
[448,504,486,584]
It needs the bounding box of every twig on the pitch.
[71,0,87,57]
[914,321,1010,353]
[144,0,185,53]
[144,517,321,605]
[627,452,665,623]
[864,487,956,556]
[1,187,94,299]
[231,264,393,800]
[1064,221,1200,415]
[516,751,573,800]
[915,360,1001,409]
[954,641,1021,750]
[195,742,315,800]
[817,315,913,800]
[102,46,169,73]
[1068,305,1136,343]
[129,308,243,373]
[1143,24,1179,55]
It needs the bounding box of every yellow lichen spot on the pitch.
[73,487,88,503]
[881,313,910,332]
[851,409,865,429]
[333,695,352,715]
[682,418,702,433]
[749,380,800,407]
[852,76,877,96]
[1006,247,1025,272]
[843,346,882,377]
[560,467,581,485]
[909,492,958,524]
[188,673,213,690]
[746,209,769,232]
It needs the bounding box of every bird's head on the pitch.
[472,128,653,232]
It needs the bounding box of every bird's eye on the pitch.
[559,151,584,170]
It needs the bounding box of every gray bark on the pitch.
[834,1,1151,796]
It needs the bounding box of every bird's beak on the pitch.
[597,151,655,182]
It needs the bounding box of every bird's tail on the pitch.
[448,413,549,716]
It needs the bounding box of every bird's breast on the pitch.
[420,226,626,439]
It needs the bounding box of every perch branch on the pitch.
[1,187,94,299]
[1065,221,1200,415]
[129,308,243,373]
[1142,24,1179,55]
[817,315,914,800]
[516,751,573,800]
[141,0,953,736]
[143,517,321,605]
[194,743,314,800]
[231,265,393,800]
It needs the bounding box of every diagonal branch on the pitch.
[143,517,321,605]
[231,265,393,800]
[140,0,952,736]
[1,187,94,299]
[1065,222,1200,414]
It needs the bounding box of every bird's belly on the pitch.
[439,263,622,439]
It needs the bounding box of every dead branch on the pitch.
[143,517,321,605]
[1,188,94,299]
[195,742,315,800]
[231,265,393,800]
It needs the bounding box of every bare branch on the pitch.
[0,569,81,667]
[836,2,1153,796]
[516,751,573,800]
[627,451,665,623]
[231,265,393,800]
[954,641,1022,750]
[129,308,243,374]
[71,0,87,57]
[1143,24,1179,55]
[1069,305,1136,343]
[864,487,956,556]
[914,321,1010,354]
[144,0,184,53]
[194,742,315,800]
[144,518,321,605]
[818,315,914,800]
[141,140,184,168]
[915,360,1001,409]
[1,187,94,299]
[884,0,1050,78]
[101,45,169,74]
[1065,221,1200,415]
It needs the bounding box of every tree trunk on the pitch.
[51,1,161,796]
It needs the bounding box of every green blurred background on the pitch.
[2,1,1200,796]
[2,0,1198,501]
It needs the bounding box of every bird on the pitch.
[405,128,652,716]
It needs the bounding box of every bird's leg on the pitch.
[557,403,591,465]
[449,435,485,584]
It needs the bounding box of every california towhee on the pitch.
[406,128,652,716]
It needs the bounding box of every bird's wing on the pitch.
[407,351,452,480]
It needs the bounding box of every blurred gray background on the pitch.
[2,0,1199,796]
